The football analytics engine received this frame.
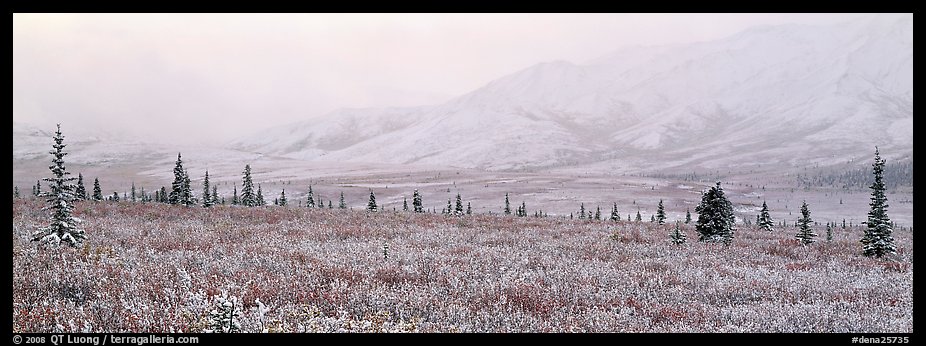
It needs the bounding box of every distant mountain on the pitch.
[220,15,912,172]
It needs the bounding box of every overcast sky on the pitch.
[13,13,869,143]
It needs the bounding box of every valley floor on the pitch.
[12,199,913,332]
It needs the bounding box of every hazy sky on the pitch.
[13,13,868,143]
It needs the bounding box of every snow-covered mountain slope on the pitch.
[228,15,910,172]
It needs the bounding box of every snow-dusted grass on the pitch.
[12,199,912,332]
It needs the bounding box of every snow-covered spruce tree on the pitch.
[240,165,256,207]
[367,191,378,212]
[231,185,238,205]
[694,182,736,245]
[670,222,686,245]
[650,215,655,223]
[445,198,452,215]
[504,193,511,215]
[402,197,408,211]
[521,202,527,217]
[305,185,315,208]
[412,189,423,213]
[112,191,120,202]
[579,203,586,219]
[758,201,774,231]
[328,200,333,209]
[205,295,241,333]
[656,199,666,225]
[826,224,833,242]
[610,203,620,221]
[594,206,601,220]
[256,184,266,206]
[685,208,691,224]
[169,153,194,206]
[635,210,642,222]
[158,186,168,203]
[795,201,816,245]
[14,186,20,199]
[31,124,86,247]
[279,189,287,206]
[202,171,214,208]
[130,182,137,202]
[339,192,347,209]
[34,179,42,197]
[466,202,472,215]
[75,173,87,200]
[862,147,896,257]
[455,194,464,216]
[92,178,104,201]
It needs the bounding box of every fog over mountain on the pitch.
[231,14,912,173]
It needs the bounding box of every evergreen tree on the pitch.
[826,224,833,242]
[861,147,896,257]
[758,201,774,231]
[650,214,656,223]
[256,184,265,206]
[656,199,666,225]
[169,153,194,206]
[31,124,86,247]
[14,186,20,199]
[670,222,686,245]
[278,189,287,206]
[240,165,256,207]
[305,185,315,208]
[685,208,692,224]
[467,202,472,215]
[402,197,408,211]
[446,198,453,215]
[75,173,87,200]
[92,178,104,201]
[635,210,642,222]
[328,200,333,209]
[455,194,464,215]
[34,179,42,196]
[521,202,527,217]
[412,189,423,213]
[340,192,347,209]
[158,186,167,203]
[795,201,816,245]
[231,185,239,205]
[212,186,219,207]
[202,171,214,208]
[367,190,378,212]
[112,191,120,202]
[131,182,137,202]
[579,203,586,219]
[594,206,601,220]
[610,203,620,221]
[694,182,736,245]
[504,193,511,215]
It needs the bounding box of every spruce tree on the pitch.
[75,173,87,200]
[131,182,137,202]
[35,179,42,197]
[650,215,655,223]
[212,186,219,206]
[339,192,347,209]
[256,184,265,206]
[158,186,167,203]
[169,153,194,206]
[594,206,601,220]
[504,193,511,215]
[685,208,692,224]
[14,186,20,199]
[240,165,256,207]
[579,203,586,219]
[670,222,686,245]
[367,191,378,212]
[455,194,464,215]
[202,171,214,208]
[446,198,452,215]
[521,202,527,217]
[305,186,315,208]
[758,201,774,231]
[92,178,103,201]
[412,189,423,213]
[826,224,833,242]
[467,202,472,215]
[861,147,896,257]
[279,189,287,206]
[402,197,408,211]
[328,200,333,209]
[656,199,666,225]
[610,203,620,221]
[31,124,86,247]
[231,185,239,205]
[112,191,120,202]
[694,182,736,245]
[795,201,816,245]
[635,210,642,222]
